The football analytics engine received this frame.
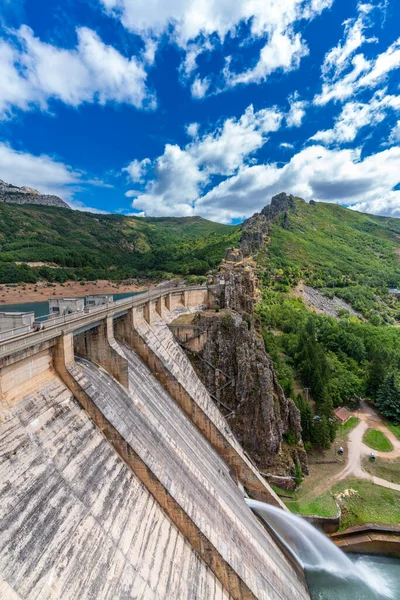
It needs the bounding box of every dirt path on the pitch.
[311,402,400,496]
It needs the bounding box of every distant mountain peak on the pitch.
[0,178,69,208]
[261,192,306,220]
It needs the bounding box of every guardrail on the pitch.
[0,285,218,359]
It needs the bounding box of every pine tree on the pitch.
[294,393,314,444]
[302,402,315,444]
[376,372,400,422]
[319,396,337,442]
[367,349,392,398]
[314,415,331,450]
[297,317,330,404]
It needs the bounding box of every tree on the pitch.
[296,318,330,404]
[314,415,331,450]
[295,395,315,444]
[376,372,400,423]
[367,349,392,398]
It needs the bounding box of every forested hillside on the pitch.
[254,197,400,449]
[0,203,239,283]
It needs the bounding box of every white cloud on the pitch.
[315,3,400,107]
[350,191,400,218]
[321,3,377,81]
[311,90,400,145]
[186,122,200,138]
[123,158,151,182]
[0,142,113,213]
[195,144,400,221]
[0,142,79,200]
[0,25,152,119]
[286,93,307,127]
[280,142,295,149]
[191,76,210,99]
[100,0,333,90]
[388,120,400,145]
[226,30,308,87]
[125,104,283,217]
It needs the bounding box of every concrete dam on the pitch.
[0,286,310,600]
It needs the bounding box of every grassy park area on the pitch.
[363,429,393,452]
[286,493,338,517]
[286,479,400,529]
[338,416,359,438]
[362,456,400,485]
[331,480,400,530]
[386,420,400,440]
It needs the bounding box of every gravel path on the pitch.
[306,402,400,500]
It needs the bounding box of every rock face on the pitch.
[184,193,308,477]
[0,178,69,208]
[261,191,298,220]
[240,192,305,257]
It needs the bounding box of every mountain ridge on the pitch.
[0,178,69,209]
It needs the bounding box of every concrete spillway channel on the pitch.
[0,375,233,599]
[65,342,308,600]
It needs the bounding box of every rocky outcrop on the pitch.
[240,213,269,257]
[188,306,307,475]
[261,192,298,220]
[0,179,69,208]
[182,194,308,477]
[240,192,306,257]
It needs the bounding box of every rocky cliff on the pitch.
[177,193,308,480]
[0,179,69,208]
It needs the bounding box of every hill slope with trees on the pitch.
[0,202,239,283]
[254,196,400,450]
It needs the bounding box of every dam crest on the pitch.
[0,285,310,600]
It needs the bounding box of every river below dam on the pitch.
[307,554,400,599]
[0,292,143,319]
[247,499,400,600]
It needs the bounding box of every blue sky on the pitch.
[1,0,400,222]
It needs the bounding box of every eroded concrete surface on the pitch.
[0,375,233,600]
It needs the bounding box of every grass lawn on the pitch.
[331,480,400,530]
[338,416,359,438]
[286,492,338,517]
[362,456,400,485]
[363,428,393,452]
[287,479,400,528]
[270,485,296,498]
[386,420,400,440]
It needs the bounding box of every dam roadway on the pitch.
[0,285,310,600]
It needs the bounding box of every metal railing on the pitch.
[0,285,217,358]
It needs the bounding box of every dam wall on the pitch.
[0,373,233,599]
[0,285,310,600]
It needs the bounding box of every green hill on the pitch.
[0,202,239,284]
[261,198,400,322]
[253,196,400,427]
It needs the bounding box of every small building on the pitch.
[334,407,352,425]
[49,297,84,316]
[389,288,400,297]
[86,294,113,307]
[0,311,34,333]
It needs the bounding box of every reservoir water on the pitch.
[0,292,143,319]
